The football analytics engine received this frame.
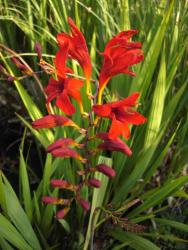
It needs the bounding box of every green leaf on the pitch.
[144,45,166,149]
[156,218,188,233]
[59,219,71,234]
[19,132,33,221]
[0,236,14,250]
[110,229,160,250]
[128,175,188,217]
[0,214,32,250]
[0,172,41,250]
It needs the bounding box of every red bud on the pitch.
[56,207,70,219]
[97,164,116,178]
[42,196,58,204]
[34,42,42,59]
[79,199,90,211]
[88,178,101,188]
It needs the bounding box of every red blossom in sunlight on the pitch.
[57,18,92,82]
[45,44,84,116]
[97,133,132,156]
[32,115,79,130]
[45,77,84,116]
[98,30,144,93]
[93,92,147,139]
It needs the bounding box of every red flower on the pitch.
[93,92,147,139]
[32,115,79,130]
[57,17,92,95]
[98,31,144,103]
[97,133,132,156]
[45,44,84,116]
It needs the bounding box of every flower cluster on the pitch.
[30,17,146,219]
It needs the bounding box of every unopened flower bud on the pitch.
[56,207,70,219]
[97,164,116,178]
[88,178,101,188]
[7,76,15,82]
[50,179,77,191]
[79,199,90,211]
[42,196,58,204]
[11,57,27,70]
[51,179,69,187]
[34,42,42,59]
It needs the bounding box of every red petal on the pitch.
[121,111,147,125]
[112,92,140,108]
[66,78,83,102]
[122,122,130,139]
[108,116,124,139]
[92,104,111,117]
[56,91,76,116]
[55,44,69,79]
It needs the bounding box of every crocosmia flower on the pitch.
[45,44,84,116]
[93,92,147,139]
[98,31,144,103]
[57,17,92,95]
[45,77,84,116]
